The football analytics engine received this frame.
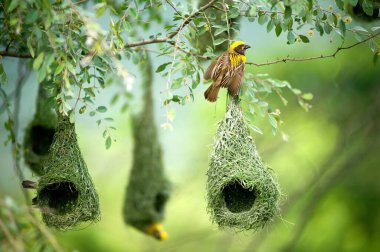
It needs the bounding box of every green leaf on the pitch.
[66,63,76,76]
[214,27,228,36]
[69,110,75,123]
[249,124,263,134]
[349,0,358,5]
[284,6,292,19]
[287,31,296,44]
[96,106,107,113]
[79,106,86,114]
[25,10,38,24]
[229,8,240,18]
[292,88,301,95]
[324,23,333,34]
[213,38,227,45]
[54,64,64,76]
[33,52,44,70]
[84,87,95,97]
[335,0,344,10]
[27,37,35,58]
[110,93,119,105]
[301,93,314,100]
[362,0,373,16]
[171,78,182,90]
[307,0,313,10]
[287,17,293,31]
[156,62,171,73]
[123,20,131,33]
[258,14,269,25]
[268,115,278,129]
[105,136,112,149]
[352,26,369,34]
[95,2,107,17]
[338,20,346,37]
[267,19,275,32]
[249,5,257,17]
[299,35,310,43]
[37,67,46,82]
[315,21,324,36]
[369,39,376,52]
[7,0,19,12]
[275,24,282,37]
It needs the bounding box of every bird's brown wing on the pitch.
[204,53,229,81]
[204,59,217,80]
[228,63,244,96]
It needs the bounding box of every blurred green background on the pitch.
[1,11,380,252]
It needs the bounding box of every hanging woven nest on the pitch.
[24,84,57,175]
[35,114,100,229]
[123,54,171,240]
[206,100,281,231]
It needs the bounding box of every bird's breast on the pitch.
[229,54,246,68]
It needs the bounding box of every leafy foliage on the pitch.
[1,0,379,140]
[0,196,62,251]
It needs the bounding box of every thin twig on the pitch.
[221,0,231,46]
[28,213,64,252]
[167,41,208,59]
[165,0,183,17]
[0,219,24,252]
[246,31,380,66]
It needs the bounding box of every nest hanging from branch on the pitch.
[24,84,57,175]
[206,100,281,231]
[123,54,171,240]
[35,114,100,229]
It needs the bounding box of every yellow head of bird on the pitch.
[229,40,251,53]
[145,223,168,241]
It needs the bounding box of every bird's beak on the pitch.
[244,44,251,50]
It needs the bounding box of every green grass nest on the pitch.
[206,100,281,231]
[36,115,100,230]
[24,85,57,175]
[123,112,171,230]
[123,56,170,232]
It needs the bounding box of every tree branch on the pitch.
[125,0,218,48]
[247,31,380,67]
[0,50,32,58]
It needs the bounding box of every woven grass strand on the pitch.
[36,114,100,229]
[206,100,280,231]
[123,54,171,233]
[24,84,57,175]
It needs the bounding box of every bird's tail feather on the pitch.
[204,85,220,102]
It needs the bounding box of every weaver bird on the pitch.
[204,41,251,102]
[144,223,168,240]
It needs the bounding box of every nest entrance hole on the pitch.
[223,181,256,213]
[31,125,55,155]
[154,192,168,214]
[39,182,79,214]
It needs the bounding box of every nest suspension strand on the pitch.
[24,83,57,175]
[123,54,171,240]
[35,113,100,229]
[206,100,281,231]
